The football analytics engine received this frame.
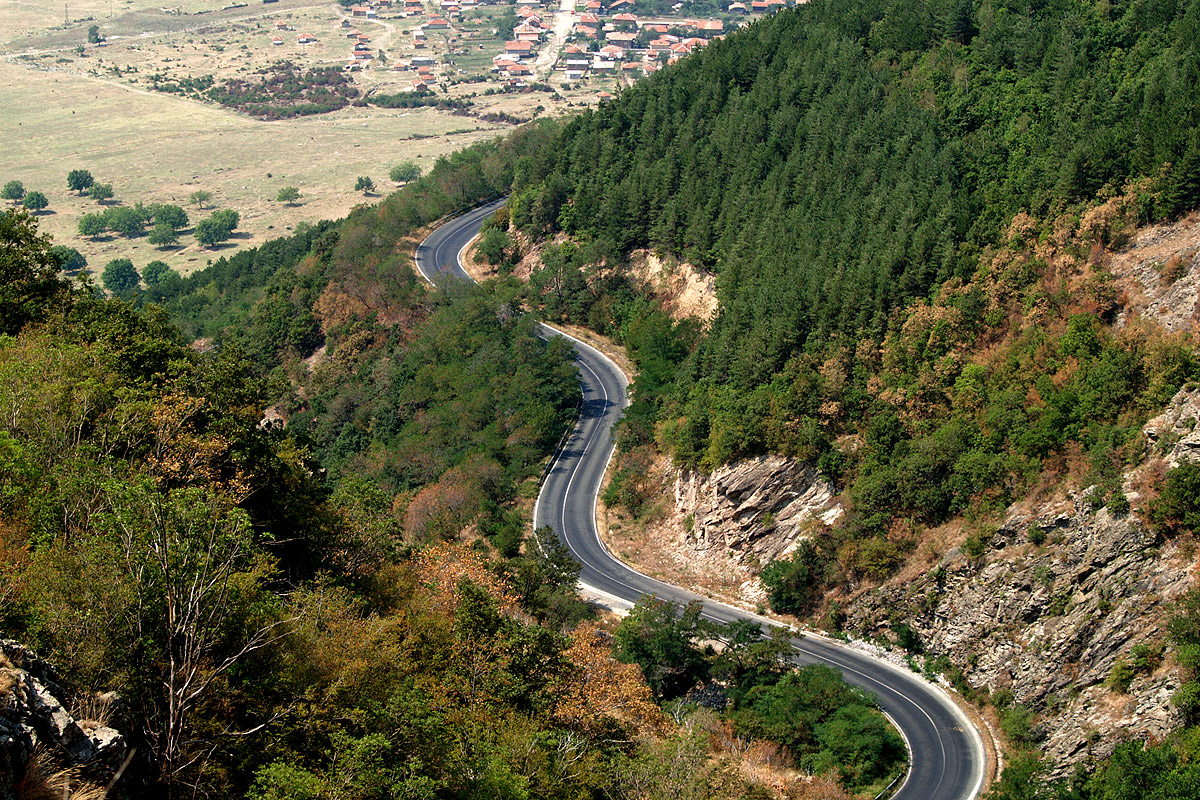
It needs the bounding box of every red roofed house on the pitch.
[580,12,599,23]
[296,33,317,43]
[585,0,602,9]
[574,24,597,37]
[646,23,668,33]
[352,5,369,16]
[272,37,283,45]
[599,44,625,59]
[598,90,613,101]
[505,39,534,55]
[613,12,637,21]
[426,16,451,28]
[649,35,673,50]
[610,0,635,8]
[412,78,430,90]
[693,19,723,34]
[750,0,768,11]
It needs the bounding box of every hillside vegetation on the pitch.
[493,0,1200,792]
[510,0,1200,465]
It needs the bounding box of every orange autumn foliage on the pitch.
[554,621,668,738]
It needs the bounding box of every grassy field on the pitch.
[0,63,506,276]
[0,0,610,278]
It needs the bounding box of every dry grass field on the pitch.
[0,0,595,278]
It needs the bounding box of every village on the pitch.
[255,0,806,100]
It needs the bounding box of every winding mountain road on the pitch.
[416,200,987,800]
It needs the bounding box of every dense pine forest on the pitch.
[510,0,1200,463]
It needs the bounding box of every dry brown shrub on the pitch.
[14,749,107,800]
[783,775,856,800]
[1161,253,1187,286]
[554,621,668,737]
[411,542,520,617]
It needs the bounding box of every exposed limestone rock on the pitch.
[1143,385,1200,467]
[674,455,842,566]
[1109,213,1200,333]
[0,640,125,799]
[843,386,1200,773]
[843,495,1192,773]
[626,251,719,326]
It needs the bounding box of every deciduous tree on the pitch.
[389,162,421,183]
[20,191,48,212]
[87,182,114,203]
[67,169,94,194]
[101,257,140,296]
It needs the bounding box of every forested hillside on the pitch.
[510,0,1200,467]
[493,1,1200,794]
[0,115,910,796]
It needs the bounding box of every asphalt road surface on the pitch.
[416,200,986,800]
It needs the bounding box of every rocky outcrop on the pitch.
[843,386,1200,773]
[0,640,125,799]
[843,495,1191,771]
[1109,213,1200,333]
[1144,385,1200,467]
[674,455,842,566]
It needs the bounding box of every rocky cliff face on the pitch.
[839,388,1200,770]
[629,389,1200,773]
[674,455,842,567]
[843,491,1191,771]
[0,640,125,800]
